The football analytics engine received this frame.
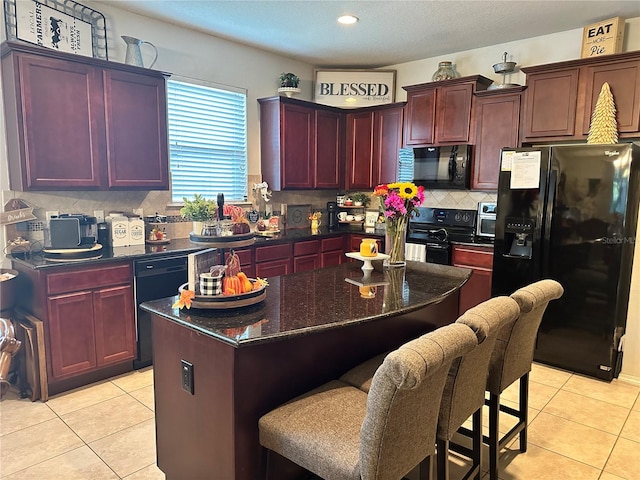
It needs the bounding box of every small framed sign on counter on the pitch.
[314,69,396,108]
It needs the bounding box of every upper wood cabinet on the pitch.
[520,51,640,143]
[345,103,404,190]
[259,96,343,190]
[1,41,170,191]
[471,88,524,191]
[403,75,492,147]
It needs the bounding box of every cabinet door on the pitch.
[403,89,436,146]
[11,54,104,189]
[94,284,136,366]
[293,255,320,273]
[435,84,473,143]
[255,259,291,278]
[315,109,342,188]
[321,250,343,267]
[346,111,376,189]
[47,291,97,379]
[458,268,493,315]
[472,93,521,190]
[521,69,579,140]
[375,107,404,184]
[581,59,640,135]
[103,70,169,189]
[281,103,315,188]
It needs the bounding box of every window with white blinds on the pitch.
[167,79,248,203]
[397,148,414,183]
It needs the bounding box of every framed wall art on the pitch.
[3,0,108,59]
[314,69,396,108]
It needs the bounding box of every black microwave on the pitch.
[410,145,471,189]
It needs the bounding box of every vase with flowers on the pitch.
[372,182,425,268]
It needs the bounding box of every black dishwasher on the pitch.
[134,255,188,369]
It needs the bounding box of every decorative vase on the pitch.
[432,61,459,81]
[384,216,408,268]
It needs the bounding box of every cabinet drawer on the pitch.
[452,245,493,269]
[294,240,320,257]
[255,243,292,262]
[47,263,132,295]
[321,236,344,252]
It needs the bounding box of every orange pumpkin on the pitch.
[223,275,242,296]
[237,272,253,293]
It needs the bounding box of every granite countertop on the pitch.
[141,260,471,347]
[9,227,378,269]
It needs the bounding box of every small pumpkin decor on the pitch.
[222,250,269,296]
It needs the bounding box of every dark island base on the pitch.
[152,293,458,480]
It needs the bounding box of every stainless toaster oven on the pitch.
[476,202,496,239]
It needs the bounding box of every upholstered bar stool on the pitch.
[339,297,521,480]
[484,279,564,480]
[437,296,520,480]
[258,323,478,480]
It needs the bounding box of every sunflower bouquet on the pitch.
[372,182,425,266]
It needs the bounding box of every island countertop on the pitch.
[140,260,471,347]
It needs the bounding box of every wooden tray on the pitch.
[146,239,170,245]
[178,282,266,309]
[189,232,255,248]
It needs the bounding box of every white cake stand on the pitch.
[345,252,390,273]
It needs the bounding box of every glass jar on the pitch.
[432,61,459,81]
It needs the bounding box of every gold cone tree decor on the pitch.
[587,82,618,144]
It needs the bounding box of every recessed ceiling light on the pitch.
[338,15,359,25]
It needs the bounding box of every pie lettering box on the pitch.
[581,17,625,58]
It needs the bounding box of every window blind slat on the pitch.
[168,79,248,202]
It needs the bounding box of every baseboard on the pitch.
[617,373,640,387]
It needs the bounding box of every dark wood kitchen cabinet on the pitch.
[403,75,492,147]
[471,88,524,191]
[293,239,321,272]
[346,103,404,189]
[255,243,293,277]
[520,51,640,143]
[259,96,343,190]
[320,236,346,267]
[452,244,493,315]
[1,41,169,191]
[11,260,135,394]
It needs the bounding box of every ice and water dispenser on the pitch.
[503,217,535,258]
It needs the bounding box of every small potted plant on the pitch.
[350,192,370,207]
[180,194,217,234]
[278,72,301,97]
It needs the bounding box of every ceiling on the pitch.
[100,1,640,68]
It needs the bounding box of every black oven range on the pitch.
[408,207,476,265]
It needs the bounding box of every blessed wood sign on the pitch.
[314,69,396,108]
[581,17,625,58]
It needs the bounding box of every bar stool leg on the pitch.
[471,408,482,480]
[519,373,529,453]
[488,393,500,480]
[436,439,449,480]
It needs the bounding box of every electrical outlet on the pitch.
[45,211,59,221]
[181,360,194,395]
[93,210,105,223]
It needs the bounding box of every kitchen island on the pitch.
[141,260,471,480]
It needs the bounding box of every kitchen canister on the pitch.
[200,272,223,296]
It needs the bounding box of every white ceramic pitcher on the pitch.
[122,35,158,68]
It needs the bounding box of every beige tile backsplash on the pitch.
[8,187,496,242]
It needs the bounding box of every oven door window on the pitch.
[478,218,496,236]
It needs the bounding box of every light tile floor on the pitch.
[0,363,639,480]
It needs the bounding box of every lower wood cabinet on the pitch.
[293,240,320,273]
[255,243,292,277]
[320,236,345,267]
[452,244,494,315]
[44,262,135,382]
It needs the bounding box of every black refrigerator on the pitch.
[492,143,640,381]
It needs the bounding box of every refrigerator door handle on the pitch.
[542,168,557,279]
